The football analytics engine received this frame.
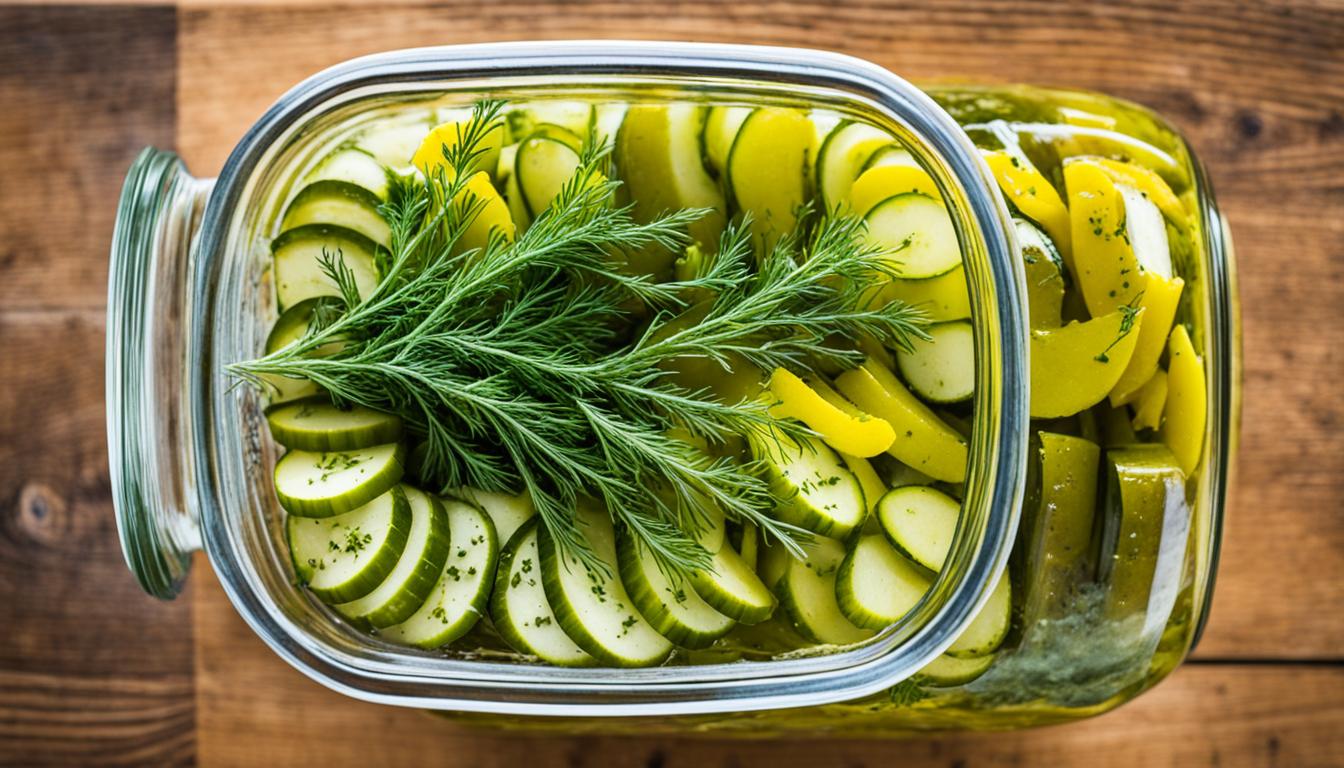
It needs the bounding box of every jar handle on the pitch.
[107,148,214,599]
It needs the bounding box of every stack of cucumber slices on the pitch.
[258,95,1198,687]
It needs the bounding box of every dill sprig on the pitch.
[230,99,928,576]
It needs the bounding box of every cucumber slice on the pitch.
[726,107,811,249]
[335,486,450,629]
[515,135,583,219]
[287,487,412,603]
[815,120,894,211]
[756,434,867,538]
[355,118,435,169]
[946,573,1011,658]
[537,505,673,667]
[874,266,971,324]
[489,519,596,666]
[861,145,918,173]
[689,543,776,625]
[758,539,791,591]
[274,442,405,518]
[265,397,403,452]
[1017,219,1067,329]
[737,521,760,571]
[701,105,752,177]
[593,102,629,145]
[914,652,995,687]
[776,536,874,645]
[380,497,500,648]
[272,224,380,311]
[260,297,342,404]
[895,320,975,404]
[840,452,887,514]
[616,103,727,249]
[864,192,962,279]
[1021,432,1100,633]
[303,147,388,200]
[877,485,960,571]
[617,530,736,649]
[510,101,596,140]
[454,487,536,545]
[504,159,531,231]
[835,534,932,630]
[280,180,390,247]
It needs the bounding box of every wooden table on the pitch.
[2,2,1341,765]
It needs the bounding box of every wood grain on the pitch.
[176,0,1344,660]
[193,559,1343,766]
[0,7,193,766]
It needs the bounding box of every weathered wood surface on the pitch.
[0,1,1341,765]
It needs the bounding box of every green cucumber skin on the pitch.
[616,530,735,650]
[379,498,501,649]
[489,519,597,666]
[774,565,870,646]
[265,396,404,452]
[876,485,960,573]
[688,546,776,625]
[274,443,406,519]
[292,487,414,604]
[536,521,673,668]
[913,652,995,687]
[339,490,451,629]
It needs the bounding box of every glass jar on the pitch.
[107,42,1237,733]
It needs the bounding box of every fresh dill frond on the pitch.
[230,99,929,577]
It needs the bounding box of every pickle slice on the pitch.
[1020,432,1101,635]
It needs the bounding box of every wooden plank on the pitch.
[0,7,191,765]
[0,313,195,766]
[177,0,1344,661]
[194,560,1342,767]
[0,6,179,311]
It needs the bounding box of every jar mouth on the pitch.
[191,41,1028,715]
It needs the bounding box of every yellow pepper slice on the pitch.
[413,119,505,181]
[1109,274,1184,405]
[1161,325,1206,476]
[1030,308,1144,418]
[454,172,515,255]
[984,151,1071,264]
[834,360,967,483]
[768,369,895,458]
[1087,157,1186,224]
[848,165,941,217]
[1065,160,1146,317]
[1130,369,1168,432]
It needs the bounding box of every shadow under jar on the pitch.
[107,42,1236,734]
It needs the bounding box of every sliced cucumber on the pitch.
[355,118,435,169]
[489,519,596,666]
[835,534,932,630]
[1018,218,1067,329]
[737,521,760,571]
[756,434,867,538]
[380,497,500,648]
[515,135,583,219]
[946,573,1011,658]
[914,652,995,687]
[776,536,874,645]
[874,266,971,324]
[758,538,792,591]
[335,486,450,629]
[272,224,380,311]
[287,487,412,603]
[280,180,390,247]
[700,105,752,177]
[689,543,776,625]
[454,487,536,545]
[616,103,727,249]
[510,101,596,140]
[265,397,403,452]
[815,120,894,211]
[274,442,405,518]
[260,297,342,404]
[537,505,673,667]
[726,107,811,249]
[618,531,736,649]
[877,485,960,571]
[896,320,975,404]
[302,147,388,201]
[862,145,917,172]
[864,193,962,279]
[840,452,887,514]
[1021,432,1100,633]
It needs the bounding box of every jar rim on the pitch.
[190,41,1029,715]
